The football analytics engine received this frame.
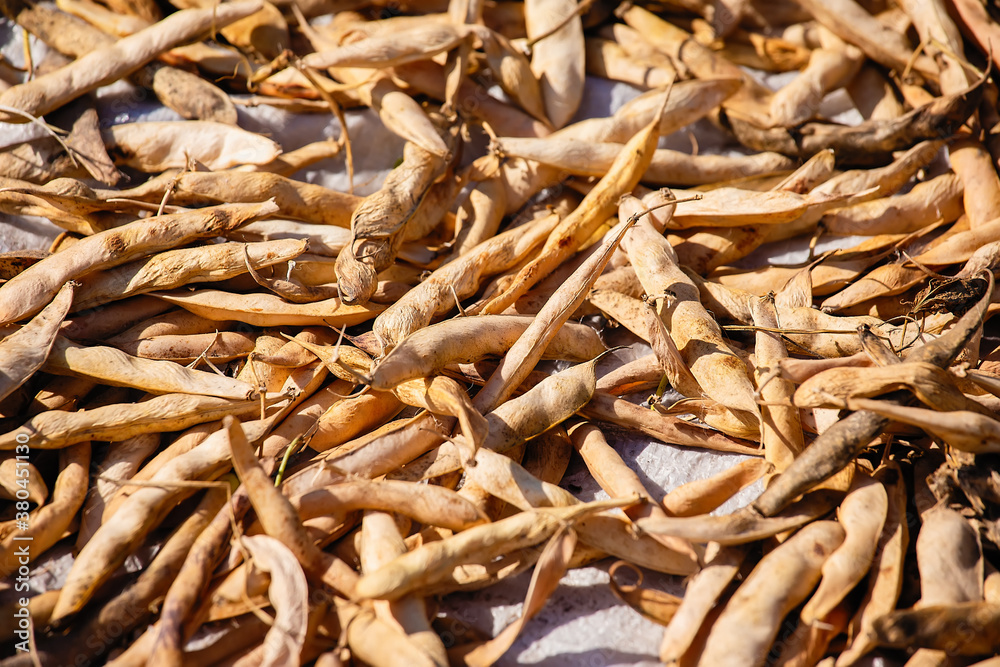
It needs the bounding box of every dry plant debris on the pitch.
[2,0,1000,664]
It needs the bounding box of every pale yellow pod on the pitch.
[46,336,256,399]
[236,535,309,666]
[473,212,638,413]
[447,174,508,258]
[162,171,361,228]
[465,447,702,575]
[496,79,739,214]
[140,63,239,125]
[77,302,196,341]
[771,306,934,358]
[618,195,759,421]
[276,331,375,383]
[900,0,967,91]
[360,510,448,667]
[668,187,830,228]
[751,297,803,472]
[372,84,451,159]
[594,352,661,395]
[307,390,405,452]
[418,542,558,597]
[769,36,863,127]
[662,458,773,517]
[0,455,47,505]
[337,139,449,304]
[72,239,307,312]
[821,172,964,236]
[48,421,245,624]
[525,0,584,129]
[0,0,264,122]
[584,37,676,91]
[554,79,741,145]
[0,443,89,578]
[638,490,841,545]
[482,95,666,313]
[258,377,354,458]
[801,474,888,624]
[820,263,930,313]
[394,375,487,460]
[711,254,870,299]
[808,139,945,202]
[320,11,450,42]
[660,544,745,664]
[369,315,604,390]
[0,200,278,326]
[115,331,256,363]
[391,356,600,482]
[353,508,558,600]
[846,66,905,121]
[210,0,288,58]
[837,463,908,667]
[237,140,342,176]
[586,290,650,341]
[25,376,96,418]
[303,22,469,68]
[0,393,285,450]
[353,498,629,600]
[102,121,281,172]
[339,602,441,667]
[792,362,974,411]
[76,433,160,549]
[56,0,151,35]
[569,421,666,519]
[286,413,450,493]
[787,0,938,81]
[496,137,794,185]
[617,4,773,126]
[0,282,74,403]
[250,327,342,370]
[916,504,984,606]
[392,59,551,138]
[600,22,683,73]
[581,391,761,455]
[292,480,487,532]
[226,417,359,597]
[462,446,576,509]
[475,27,550,125]
[914,216,1000,266]
[151,288,384,327]
[694,521,846,667]
[847,397,1000,454]
[231,219,352,257]
[372,208,562,349]
[949,139,1000,230]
